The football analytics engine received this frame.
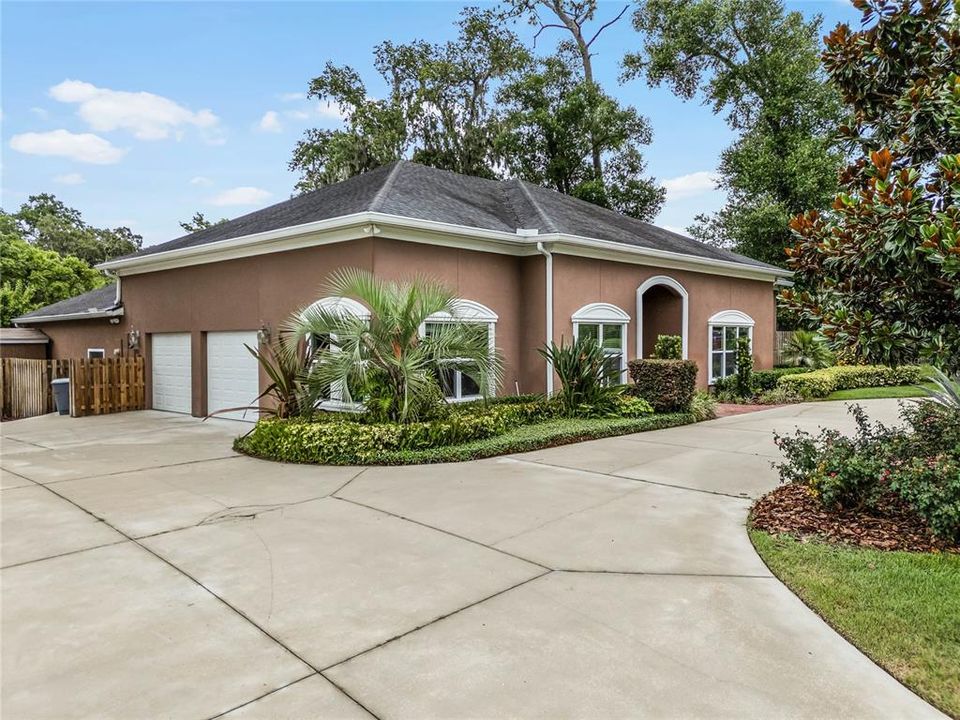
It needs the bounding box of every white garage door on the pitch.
[206,331,260,422]
[152,333,192,414]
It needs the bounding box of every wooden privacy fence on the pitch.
[68,357,145,417]
[1,359,69,420]
[1,357,144,420]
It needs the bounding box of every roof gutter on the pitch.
[14,307,124,325]
[98,211,789,282]
[534,238,554,397]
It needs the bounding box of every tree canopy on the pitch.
[779,0,960,372]
[180,211,228,233]
[624,0,842,266]
[0,213,108,326]
[11,194,142,266]
[290,4,664,220]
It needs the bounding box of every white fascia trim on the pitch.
[97,210,789,282]
[545,235,786,281]
[13,308,124,324]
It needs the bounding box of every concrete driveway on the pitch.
[1,400,942,719]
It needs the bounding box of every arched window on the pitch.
[708,310,755,384]
[423,300,498,401]
[303,296,370,409]
[572,302,631,384]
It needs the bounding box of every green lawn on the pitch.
[751,530,960,717]
[824,382,936,401]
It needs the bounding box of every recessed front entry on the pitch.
[206,331,259,422]
[151,333,192,414]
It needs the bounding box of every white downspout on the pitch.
[536,241,554,396]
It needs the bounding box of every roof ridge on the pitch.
[513,179,559,234]
[369,160,405,213]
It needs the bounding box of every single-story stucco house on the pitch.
[14,161,786,418]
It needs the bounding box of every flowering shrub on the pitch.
[774,401,960,542]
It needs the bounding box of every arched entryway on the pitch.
[636,276,689,359]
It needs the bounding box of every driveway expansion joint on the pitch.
[509,457,757,501]
[319,569,554,673]
[331,494,554,571]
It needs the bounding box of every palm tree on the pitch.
[782,330,832,369]
[287,268,502,422]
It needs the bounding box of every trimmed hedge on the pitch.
[628,359,697,412]
[714,366,807,393]
[238,399,555,464]
[236,412,694,465]
[777,364,924,399]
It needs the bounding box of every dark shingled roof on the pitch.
[126,161,779,271]
[14,283,118,322]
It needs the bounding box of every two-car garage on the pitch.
[150,331,260,421]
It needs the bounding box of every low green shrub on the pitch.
[774,401,960,542]
[689,390,717,421]
[777,364,923,399]
[887,454,960,543]
[539,336,622,417]
[238,409,693,465]
[651,334,682,360]
[239,399,556,464]
[369,413,694,464]
[713,366,807,394]
[614,394,655,418]
[628,359,697,413]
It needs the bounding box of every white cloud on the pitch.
[189,175,213,186]
[257,110,282,133]
[10,129,126,164]
[284,109,311,121]
[209,186,272,207]
[49,79,220,141]
[30,107,49,119]
[279,92,305,102]
[53,172,85,185]
[315,100,346,121]
[662,171,718,199]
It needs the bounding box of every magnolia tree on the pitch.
[778,0,960,373]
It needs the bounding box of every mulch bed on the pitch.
[751,483,958,553]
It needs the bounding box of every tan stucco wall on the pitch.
[31,235,776,414]
[23,320,125,360]
[551,254,776,388]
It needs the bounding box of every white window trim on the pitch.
[422,299,498,401]
[636,275,689,360]
[303,296,371,410]
[86,348,105,359]
[707,310,755,385]
[572,303,630,384]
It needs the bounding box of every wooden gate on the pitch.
[0,357,144,420]
[774,330,795,367]
[69,357,145,417]
[0,359,69,420]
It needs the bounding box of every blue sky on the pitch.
[1,1,860,247]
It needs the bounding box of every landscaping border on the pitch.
[235,412,695,466]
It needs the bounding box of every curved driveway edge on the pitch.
[1,401,943,719]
